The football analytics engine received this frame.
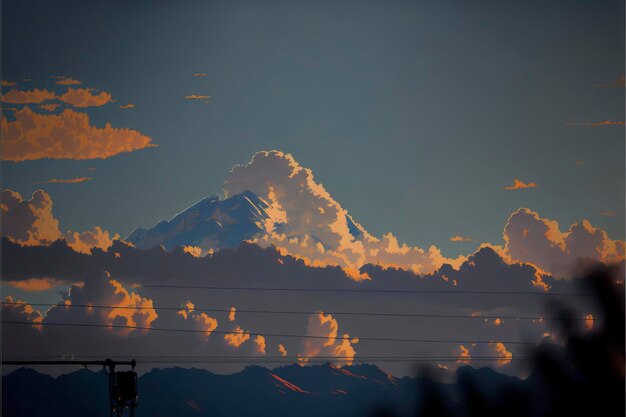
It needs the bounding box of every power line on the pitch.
[140,284,589,297]
[2,301,594,321]
[2,320,545,345]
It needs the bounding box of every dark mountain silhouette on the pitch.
[3,363,510,417]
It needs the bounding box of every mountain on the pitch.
[125,190,365,253]
[126,191,269,251]
[3,363,473,417]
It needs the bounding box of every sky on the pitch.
[1,0,625,380]
[2,0,624,259]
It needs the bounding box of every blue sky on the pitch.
[3,0,624,257]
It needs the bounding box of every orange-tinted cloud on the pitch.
[489,342,512,366]
[503,208,625,278]
[5,278,66,292]
[3,88,56,104]
[2,296,43,329]
[176,300,218,337]
[193,73,208,77]
[185,94,211,99]
[63,226,119,254]
[2,80,17,87]
[183,246,203,257]
[1,189,61,245]
[224,325,251,347]
[58,88,113,107]
[456,345,471,364]
[228,307,236,321]
[34,177,92,184]
[567,120,625,127]
[450,235,472,242]
[254,335,267,354]
[38,103,61,112]
[301,312,358,366]
[119,103,135,109]
[2,189,119,254]
[1,107,155,161]
[225,151,465,278]
[55,77,82,86]
[503,179,537,190]
[584,314,594,330]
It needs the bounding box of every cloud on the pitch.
[58,88,113,107]
[34,177,92,184]
[119,103,135,109]
[2,189,118,254]
[300,312,358,366]
[566,121,625,127]
[584,314,594,331]
[46,271,158,334]
[55,77,82,86]
[1,107,155,161]
[278,344,288,357]
[38,103,61,112]
[2,296,43,327]
[193,73,208,77]
[185,94,211,99]
[502,208,625,278]
[254,335,267,354]
[177,300,219,338]
[503,179,537,190]
[598,211,616,217]
[183,246,203,257]
[456,345,471,364]
[63,226,119,254]
[224,150,465,278]
[2,80,17,87]
[2,88,56,104]
[224,325,251,348]
[229,307,236,321]
[1,189,61,245]
[5,277,66,292]
[450,235,473,242]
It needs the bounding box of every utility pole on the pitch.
[2,359,138,416]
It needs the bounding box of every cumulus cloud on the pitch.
[47,271,158,333]
[229,307,237,321]
[502,208,625,278]
[2,88,56,104]
[1,107,155,161]
[224,151,465,278]
[58,88,113,107]
[176,300,219,338]
[1,189,61,245]
[224,325,251,348]
[34,177,92,184]
[63,226,119,254]
[300,312,358,366]
[2,189,118,254]
[254,335,267,354]
[455,342,512,367]
[3,296,44,327]
[503,179,537,190]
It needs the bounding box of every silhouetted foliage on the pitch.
[376,264,625,417]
